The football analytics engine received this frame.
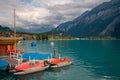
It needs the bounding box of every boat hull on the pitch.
[0,59,8,70]
[49,58,72,68]
[51,62,72,68]
[13,60,50,75]
[14,65,49,75]
[0,66,8,70]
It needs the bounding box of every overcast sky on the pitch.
[0,0,110,30]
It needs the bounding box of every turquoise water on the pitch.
[0,40,120,80]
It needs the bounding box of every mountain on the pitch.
[0,25,12,32]
[11,25,54,33]
[54,0,120,38]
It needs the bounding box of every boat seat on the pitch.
[29,62,35,66]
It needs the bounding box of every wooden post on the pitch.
[54,50,56,58]
[14,8,16,54]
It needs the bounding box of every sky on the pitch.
[0,0,110,32]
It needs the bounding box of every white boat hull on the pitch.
[14,65,49,75]
[51,62,72,68]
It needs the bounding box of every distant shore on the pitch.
[48,37,120,40]
[0,31,120,40]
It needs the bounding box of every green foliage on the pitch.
[36,34,48,40]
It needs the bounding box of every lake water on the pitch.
[0,40,120,80]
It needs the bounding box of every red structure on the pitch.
[0,37,22,55]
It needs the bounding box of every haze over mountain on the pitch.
[54,0,120,38]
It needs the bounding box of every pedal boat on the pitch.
[13,60,49,75]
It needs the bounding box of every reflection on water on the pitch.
[0,71,14,80]
[15,71,44,80]
[48,66,70,73]
[14,66,70,80]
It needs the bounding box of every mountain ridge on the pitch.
[54,0,120,38]
[0,25,12,32]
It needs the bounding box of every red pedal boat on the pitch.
[49,58,72,68]
[13,60,49,75]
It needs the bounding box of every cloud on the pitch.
[0,0,110,32]
[17,7,51,24]
[31,0,73,7]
